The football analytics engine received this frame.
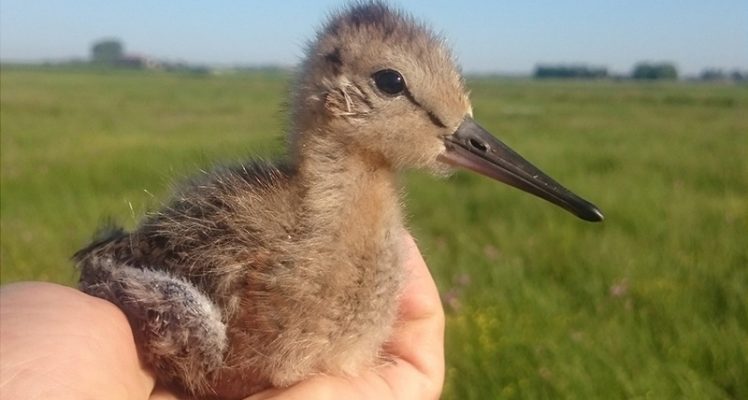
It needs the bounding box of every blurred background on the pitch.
[2,1,748,77]
[1,1,747,399]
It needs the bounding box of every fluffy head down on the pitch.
[290,1,472,173]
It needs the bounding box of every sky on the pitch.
[1,1,747,75]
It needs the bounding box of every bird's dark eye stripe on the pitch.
[372,68,446,128]
[426,110,447,128]
[373,69,405,95]
[401,89,447,128]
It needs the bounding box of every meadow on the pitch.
[1,67,746,399]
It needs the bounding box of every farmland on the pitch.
[1,68,746,398]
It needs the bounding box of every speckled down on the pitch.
[75,2,472,399]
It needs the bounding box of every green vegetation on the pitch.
[2,68,746,399]
[632,62,679,80]
[534,65,608,79]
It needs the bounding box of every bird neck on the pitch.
[291,132,403,247]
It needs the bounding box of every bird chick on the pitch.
[76,2,602,399]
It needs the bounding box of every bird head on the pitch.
[291,2,603,222]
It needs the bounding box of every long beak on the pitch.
[438,117,604,222]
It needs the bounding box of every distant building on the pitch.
[115,54,162,70]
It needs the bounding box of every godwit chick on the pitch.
[75,2,603,399]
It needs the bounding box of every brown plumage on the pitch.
[76,3,602,399]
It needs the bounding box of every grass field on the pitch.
[2,68,747,399]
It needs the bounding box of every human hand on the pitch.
[0,281,158,399]
[0,232,445,400]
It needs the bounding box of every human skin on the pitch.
[0,233,444,400]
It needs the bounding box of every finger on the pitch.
[396,232,444,322]
[148,385,183,400]
[246,369,402,400]
[0,282,156,400]
[381,232,445,397]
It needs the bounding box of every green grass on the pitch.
[2,68,747,399]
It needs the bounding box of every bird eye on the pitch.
[373,69,405,95]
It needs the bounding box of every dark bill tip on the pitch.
[439,117,604,222]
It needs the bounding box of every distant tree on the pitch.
[632,62,678,80]
[91,39,124,64]
[730,70,746,82]
[534,64,608,79]
[700,68,727,81]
